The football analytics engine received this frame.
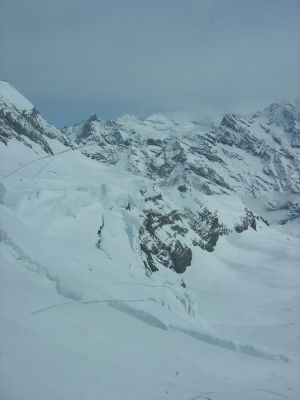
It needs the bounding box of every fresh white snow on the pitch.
[1,136,300,400]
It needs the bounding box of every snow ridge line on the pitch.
[171,326,289,363]
[30,298,152,315]
[0,142,100,182]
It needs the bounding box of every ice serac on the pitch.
[63,114,125,164]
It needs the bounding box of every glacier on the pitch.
[0,81,300,399]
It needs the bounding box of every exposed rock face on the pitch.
[138,188,265,274]
[184,208,229,252]
[139,193,191,274]
[170,241,192,274]
[233,209,269,233]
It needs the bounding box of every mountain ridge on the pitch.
[62,99,300,195]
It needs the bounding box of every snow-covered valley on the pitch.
[1,81,300,399]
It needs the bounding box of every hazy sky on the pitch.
[1,0,299,126]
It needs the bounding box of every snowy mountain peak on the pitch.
[263,101,296,121]
[263,102,300,148]
[220,112,251,132]
[0,81,70,152]
[86,113,100,122]
[0,80,34,112]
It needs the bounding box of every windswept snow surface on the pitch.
[1,139,300,400]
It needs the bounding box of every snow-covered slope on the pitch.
[1,83,300,399]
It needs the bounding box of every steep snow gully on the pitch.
[0,81,300,400]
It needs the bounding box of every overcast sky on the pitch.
[0,0,299,127]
